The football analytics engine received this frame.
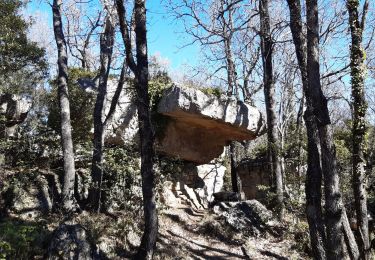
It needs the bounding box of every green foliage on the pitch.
[0,123,60,167]
[148,70,172,110]
[148,70,173,139]
[289,220,310,255]
[102,145,142,211]
[0,220,50,259]
[0,0,47,94]
[47,68,96,144]
[199,87,223,98]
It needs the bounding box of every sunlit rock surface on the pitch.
[0,94,32,137]
[157,85,265,164]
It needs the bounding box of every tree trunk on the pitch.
[347,1,370,258]
[259,0,283,219]
[304,109,327,260]
[116,0,158,258]
[52,0,77,212]
[134,1,158,258]
[88,16,115,212]
[286,1,326,258]
[305,1,359,258]
[230,143,241,194]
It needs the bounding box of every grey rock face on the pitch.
[157,85,265,164]
[3,171,58,220]
[48,224,98,260]
[161,160,226,209]
[184,162,226,203]
[213,200,274,237]
[0,93,32,137]
[77,78,139,145]
[103,80,139,145]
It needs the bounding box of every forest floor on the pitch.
[154,203,305,259]
[0,169,306,259]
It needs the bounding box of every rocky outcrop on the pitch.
[48,224,98,260]
[236,157,270,200]
[77,78,139,145]
[161,160,227,209]
[103,80,138,145]
[213,200,277,237]
[2,171,59,220]
[157,85,265,164]
[0,94,32,137]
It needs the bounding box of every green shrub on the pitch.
[0,220,50,259]
[199,87,223,98]
[102,145,142,211]
[47,68,97,145]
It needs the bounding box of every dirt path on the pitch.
[155,204,303,260]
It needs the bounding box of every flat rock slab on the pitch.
[157,85,265,164]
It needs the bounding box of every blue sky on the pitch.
[26,0,200,70]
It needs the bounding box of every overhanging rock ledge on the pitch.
[156,85,265,164]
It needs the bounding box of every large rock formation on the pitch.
[157,85,265,164]
[0,93,32,137]
[212,200,276,237]
[77,78,139,145]
[237,157,271,200]
[103,80,138,145]
[161,160,226,209]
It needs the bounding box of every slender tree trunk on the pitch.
[52,0,77,212]
[286,1,326,258]
[304,108,327,260]
[288,1,360,258]
[259,0,283,219]
[305,1,359,258]
[347,1,370,258]
[230,143,241,194]
[134,1,158,258]
[89,16,115,212]
[220,4,240,192]
[295,94,304,193]
[116,0,158,258]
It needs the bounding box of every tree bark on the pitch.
[347,0,370,258]
[134,1,158,258]
[88,16,115,212]
[305,1,359,258]
[52,0,77,213]
[116,0,158,258]
[230,143,241,194]
[286,1,326,258]
[259,0,283,219]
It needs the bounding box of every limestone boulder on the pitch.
[103,80,138,145]
[183,162,226,203]
[77,78,139,145]
[161,160,227,208]
[213,200,275,237]
[157,85,265,164]
[2,171,60,220]
[0,93,32,137]
[236,157,270,200]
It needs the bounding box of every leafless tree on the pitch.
[52,0,77,212]
[116,0,158,258]
[259,0,284,219]
[347,0,370,258]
